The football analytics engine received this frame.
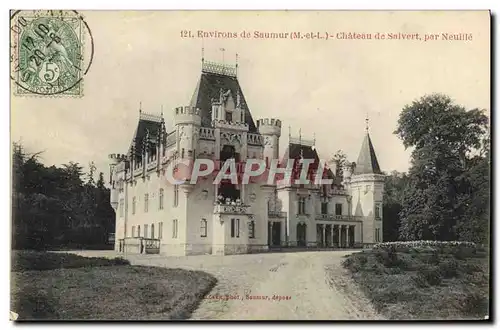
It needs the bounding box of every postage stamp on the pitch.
[10,10,94,97]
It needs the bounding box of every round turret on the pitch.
[174,106,202,126]
[257,118,282,137]
[342,162,354,182]
[109,153,127,164]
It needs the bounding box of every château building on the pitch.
[108,58,385,256]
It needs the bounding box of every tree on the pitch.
[330,150,347,178]
[382,171,408,242]
[12,143,115,249]
[395,94,489,242]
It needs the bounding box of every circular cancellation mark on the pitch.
[10,10,94,96]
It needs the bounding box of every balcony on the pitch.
[315,214,363,221]
[214,202,250,215]
[331,188,348,195]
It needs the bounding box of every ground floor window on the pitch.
[144,224,149,239]
[151,224,155,238]
[231,218,240,238]
[375,228,381,242]
[131,226,136,237]
[172,219,178,238]
[200,219,207,237]
[137,225,141,237]
[248,220,255,238]
[158,222,163,239]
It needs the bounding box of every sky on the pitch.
[11,10,490,181]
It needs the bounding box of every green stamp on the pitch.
[10,10,94,96]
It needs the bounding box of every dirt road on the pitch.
[71,250,383,320]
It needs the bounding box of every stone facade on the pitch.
[109,60,384,256]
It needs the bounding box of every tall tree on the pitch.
[394,94,489,242]
[382,171,408,242]
[12,144,115,249]
[330,150,347,178]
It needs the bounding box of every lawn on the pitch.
[11,251,217,320]
[341,243,490,320]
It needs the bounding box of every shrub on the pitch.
[439,259,459,278]
[459,292,489,317]
[11,251,130,271]
[461,262,482,274]
[375,246,404,268]
[413,267,443,287]
[374,241,476,251]
[357,254,368,265]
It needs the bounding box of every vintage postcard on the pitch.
[10,10,491,321]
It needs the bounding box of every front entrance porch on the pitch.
[316,224,356,248]
[268,221,282,247]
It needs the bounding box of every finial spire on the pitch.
[220,48,225,66]
[139,101,142,113]
[313,132,316,146]
[288,125,291,141]
[299,128,302,145]
[235,53,239,77]
[365,113,369,133]
[161,105,164,117]
[201,38,205,64]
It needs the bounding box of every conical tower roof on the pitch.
[353,132,382,175]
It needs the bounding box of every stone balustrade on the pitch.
[315,214,362,221]
[214,202,250,215]
[199,127,215,140]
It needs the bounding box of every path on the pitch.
[69,250,383,320]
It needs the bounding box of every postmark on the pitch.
[10,10,94,97]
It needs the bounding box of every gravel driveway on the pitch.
[70,250,383,320]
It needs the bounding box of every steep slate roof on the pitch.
[281,143,341,186]
[353,133,382,175]
[130,115,162,157]
[189,71,258,132]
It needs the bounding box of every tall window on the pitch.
[335,203,343,216]
[200,219,207,237]
[151,224,155,238]
[321,202,328,215]
[375,203,382,220]
[132,197,136,215]
[226,110,232,122]
[159,189,164,210]
[132,226,136,237]
[158,222,163,239]
[181,148,185,158]
[248,220,255,239]
[172,219,178,238]
[174,185,179,207]
[137,225,141,237]
[375,228,381,242]
[144,224,149,238]
[231,218,240,238]
[144,193,149,212]
[298,197,306,215]
[119,198,124,217]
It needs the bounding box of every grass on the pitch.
[11,251,217,320]
[341,245,489,320]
